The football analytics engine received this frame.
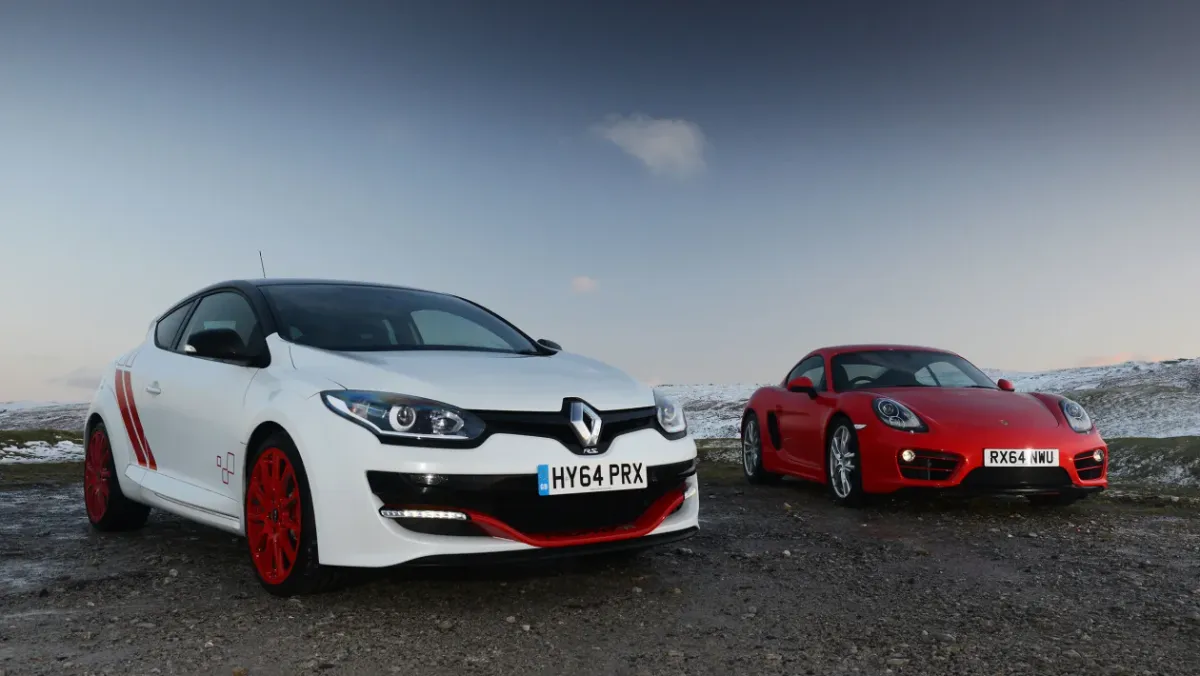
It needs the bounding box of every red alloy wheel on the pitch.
[246,447,303,585]
[84,429,112,522]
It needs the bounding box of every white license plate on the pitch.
[537,461,647,496]
[983,448,1059,467]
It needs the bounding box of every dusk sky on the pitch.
[2,1,1199,401]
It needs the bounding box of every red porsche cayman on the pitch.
[740,345,1108,507]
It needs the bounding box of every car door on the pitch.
[151,290,267,509]
[118,299,196,476]
[777,355,828,474]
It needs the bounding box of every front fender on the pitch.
[86,366,147,499]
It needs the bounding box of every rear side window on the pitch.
[154,302,193,350]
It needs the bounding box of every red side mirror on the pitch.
[997,378,1015,392]
[787,376,816,396]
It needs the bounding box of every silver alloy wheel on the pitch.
[743,419,760,475]
[829,425,855,499]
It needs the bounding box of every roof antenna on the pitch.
[258,250,267,278]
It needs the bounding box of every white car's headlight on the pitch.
[654,390,687,437]
[873,397,927,432]
[1059,397,1094,433]
[321,391,486,444]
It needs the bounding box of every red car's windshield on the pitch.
[831,350,997,392]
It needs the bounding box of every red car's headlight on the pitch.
[873,397,927,432]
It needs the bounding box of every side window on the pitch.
[786,356,827,391]
[411,309,511,350]
[154,302,194,350]
[179,292,261,354]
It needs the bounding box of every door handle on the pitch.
[145,383,162,395]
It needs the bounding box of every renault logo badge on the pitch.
[569,401,603,450]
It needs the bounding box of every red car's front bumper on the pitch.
[857,424,1108,496]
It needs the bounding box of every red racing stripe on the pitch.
[122,370,157,470]
[114,369,147,467]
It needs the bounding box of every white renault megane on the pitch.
[83,279,699,595]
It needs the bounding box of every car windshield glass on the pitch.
[831,350,996,391]
[261,284,542,354]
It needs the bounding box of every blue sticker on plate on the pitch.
[537,464,550,496]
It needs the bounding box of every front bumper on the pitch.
[291,397,700,568]
[857,424,1109,497]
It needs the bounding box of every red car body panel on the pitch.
[744,344,1108,496]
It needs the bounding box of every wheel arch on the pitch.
[243,420,290,487]
[85,412,104,439]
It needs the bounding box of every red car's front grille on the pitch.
[1073,449,1105,480]
[897,450,960,481]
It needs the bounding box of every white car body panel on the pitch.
[85,282,700,569]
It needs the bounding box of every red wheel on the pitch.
[246,447,303,585]
[243,433,341,596]
[84,421,150,531]
[84,429,112,522]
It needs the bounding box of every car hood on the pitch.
[868,388,1062,431]
[285,342,654,412]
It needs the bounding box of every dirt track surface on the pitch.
[2,474,1199,676]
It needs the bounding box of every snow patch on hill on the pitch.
[3,357,1199,443]
[0,440,84,464]
[661,357,1200,440]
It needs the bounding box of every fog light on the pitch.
[380,508,468,520]
[1093,449,1104,463]
[900,449,916,463]
[684,482,698,500]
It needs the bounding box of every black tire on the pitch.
[826,419,867,507]
[1026,493,1083,508]
[741,415,782,485]
[84,421,151,532]
[244,432,343,596]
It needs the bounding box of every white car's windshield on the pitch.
[831,350,996,391]
[262,283,543,354]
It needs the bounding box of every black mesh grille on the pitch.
[368,460,694,536]
[1073,449,1105,480]
[898,450,960,481]
[960,467,1072,489]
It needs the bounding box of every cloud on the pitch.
[570,276,599,294]
[47,366,105,390]
[1075,352,1169,367]
[591,113,707,178]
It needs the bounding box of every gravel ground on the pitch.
[2,471,1199,676]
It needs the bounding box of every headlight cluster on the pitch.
[321,391,486,443]
[322,389,690,445]
[1059,397,1094,433]
[654,390,687,436]
[873,397,927,432]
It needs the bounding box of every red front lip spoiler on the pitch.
[385,486,688,548]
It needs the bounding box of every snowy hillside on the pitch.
[2,357,1199,446]
[660,357,1200,440]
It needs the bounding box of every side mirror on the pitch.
[997,378,1015,392]
[185,328,263,365]
[537,338,562,352]
[786,376,817,398]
